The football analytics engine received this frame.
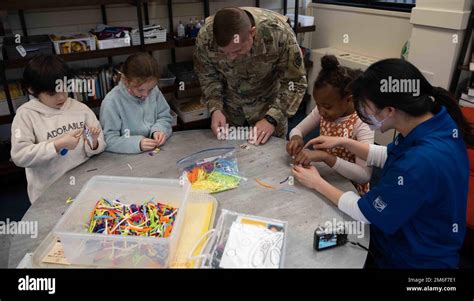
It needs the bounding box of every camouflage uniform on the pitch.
[194,7,307,137]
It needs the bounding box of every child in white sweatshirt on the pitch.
[11,55,106,203]
[286,55,374,195]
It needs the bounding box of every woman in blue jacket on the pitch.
[292,59,473,268]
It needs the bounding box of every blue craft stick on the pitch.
[59,148,68,156]
[94,215,113,219]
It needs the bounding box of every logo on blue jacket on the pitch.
[373,196,387,212]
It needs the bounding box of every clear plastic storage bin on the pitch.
[194,209,288,268]
[54,176,190,268]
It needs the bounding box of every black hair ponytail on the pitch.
[314,55,362,98]
[352,58,474,147]
[431,86,474,146]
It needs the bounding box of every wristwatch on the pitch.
[264,115,278,127]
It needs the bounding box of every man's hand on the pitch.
[286,135,304,157]
[249,118,275,146]
[153,131,167,147]
[140,138,158,152]
[211,110,227,138]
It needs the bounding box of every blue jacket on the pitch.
[100,81,173,154]
[358,106,469,268]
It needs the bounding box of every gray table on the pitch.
[8,129,369,268]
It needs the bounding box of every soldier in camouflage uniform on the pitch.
[194,7,307,144]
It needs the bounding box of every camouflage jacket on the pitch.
[193,7,307,132]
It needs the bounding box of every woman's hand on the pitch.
[286,135,304,157]
[305,135,347,150]
[291,165,324,191]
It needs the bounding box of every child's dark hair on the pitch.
[22,54,74,97]
[121,52,160,86]
[314,55,362,98]
[352,58,474,146]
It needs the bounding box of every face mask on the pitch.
[367,114,389,131]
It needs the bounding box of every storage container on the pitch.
[171,109,178,127]
[96,35,130,49]
[131,25,167,45]
[50,33,96,54]
[3,35,53,60]
[168,61,201,99]
[158,66,176,88]
[195,209,288,268]
[54,175,190,268]
[174,98,209,123]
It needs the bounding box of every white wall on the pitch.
[307,0,472,89]
[408,0,472,89]
[308,3,413,59]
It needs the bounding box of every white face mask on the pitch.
[367,114,389,131]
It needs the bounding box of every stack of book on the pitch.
[0,81,28,116]
[70,65,121,104]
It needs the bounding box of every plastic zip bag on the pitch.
[176,147,243,193]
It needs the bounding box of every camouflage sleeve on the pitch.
[266,30,307,125]
[193,29,224,115]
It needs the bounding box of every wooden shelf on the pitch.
[295,25,316,33]
[458,64,472,71]
[142,40,176,52]
[81,83,177,109]
[174,37,197,48]
[0,83,178,125]
[0,0,138,10]
[5,41,175,69]
[160,84,177,94]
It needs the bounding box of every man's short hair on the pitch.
[213,7,252,47]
